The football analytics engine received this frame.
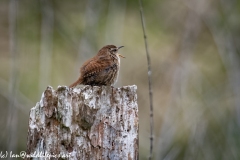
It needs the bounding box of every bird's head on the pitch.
[100,45,125,58]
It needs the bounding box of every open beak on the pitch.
[118,54,125,58]
[118,46,124,50]
[117,46,125,58]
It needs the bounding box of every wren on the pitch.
[69,45,125,88]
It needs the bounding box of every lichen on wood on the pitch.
[26,85,138,160]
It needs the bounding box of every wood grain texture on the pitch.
[27,85,138,160]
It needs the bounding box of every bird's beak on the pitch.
[117,46,124,50]
[117,46,125,58]
[118,54,125,58]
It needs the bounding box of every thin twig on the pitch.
[39,0,54,93]
[8,0,18,155]
[138,0,154,159]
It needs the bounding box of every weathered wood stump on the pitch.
[26,85,138,160]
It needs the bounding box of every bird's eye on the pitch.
[111,48,117,52]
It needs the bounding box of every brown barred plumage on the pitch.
[69,45,124,88]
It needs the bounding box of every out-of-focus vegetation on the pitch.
[1,0,240,159]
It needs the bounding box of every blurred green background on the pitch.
[1,0,240,159]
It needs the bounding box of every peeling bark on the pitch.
[26,85,138,160]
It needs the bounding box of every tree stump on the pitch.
[26,85,138,160]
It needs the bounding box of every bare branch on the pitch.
[7,0,19,154]
[138,0,154,159]
[39,0,54,93]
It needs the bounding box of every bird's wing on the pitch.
[80,58,110,78]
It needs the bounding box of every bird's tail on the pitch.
[69,77,83,88]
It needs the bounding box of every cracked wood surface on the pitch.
[26,85,138,160]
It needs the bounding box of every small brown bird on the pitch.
[69,45,125,88]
